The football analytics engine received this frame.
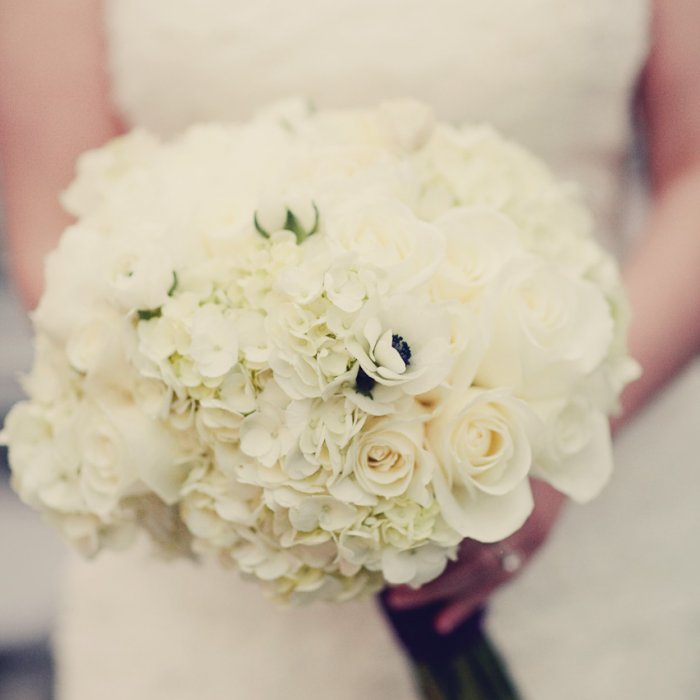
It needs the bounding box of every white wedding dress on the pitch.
[55,1,700,698]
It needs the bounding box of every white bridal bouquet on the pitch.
[2,101,638,603]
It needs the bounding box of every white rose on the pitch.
[60,129,159,218]
[326,200,445,293]
[427,388,537,542]
[510,186,600,276]
[430,207,524,305]
[21,336,80,405]
[33,225,109,344]
[532,397,614,502]
[79,398,185,513]
[425,124,553,210]
[78,407,139,516]
[476,258,614,399]
[335,415,434,506]
[66,317,115,374]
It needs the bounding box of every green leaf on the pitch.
[286,202,320,244]
[254,202,320,243]
[137,308,162,321]
[254,211,271,239]
[167,271,179,297]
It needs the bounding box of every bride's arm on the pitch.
[389,0,700,631]
[614,0,700,429]
[0,0,120,308]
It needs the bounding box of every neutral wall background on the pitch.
[0,210,63,700]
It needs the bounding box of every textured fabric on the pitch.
[54,3,692,700]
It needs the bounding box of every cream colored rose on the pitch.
[532,397,614,502]
[326,200,445,293]
[476,258,614,399]
[79,398,184,514]
[427,388,536,542]
[32,226,110,344]
[338,416,434,506]
[21,336,80,405]
[430,207,524,305]
[60,129,159,219]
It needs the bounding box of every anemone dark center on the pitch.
[355,367,376,397]
[391,334,412,366]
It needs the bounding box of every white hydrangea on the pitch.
[1,100,638,602]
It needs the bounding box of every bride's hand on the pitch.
[387,479,565,634]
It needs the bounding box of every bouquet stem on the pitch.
[379,594,521,700]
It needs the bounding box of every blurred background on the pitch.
[0,216,62,700]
